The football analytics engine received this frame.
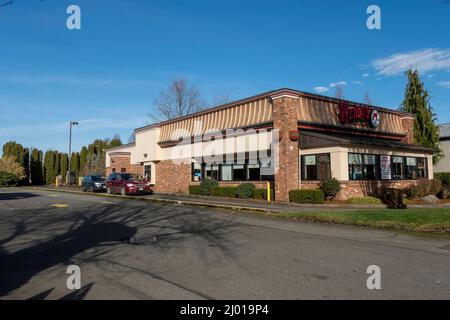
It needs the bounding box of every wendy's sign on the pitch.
[338,102,380,128]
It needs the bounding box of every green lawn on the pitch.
[270,208,450,233]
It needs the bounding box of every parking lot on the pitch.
[1,187,450,299]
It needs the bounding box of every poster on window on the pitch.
[304,155,316,165]
[380,155,391,180]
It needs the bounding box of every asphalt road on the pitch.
[0,187,449,300]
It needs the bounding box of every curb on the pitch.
[22,187,279,214]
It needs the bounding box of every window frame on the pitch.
[301,153,331,182]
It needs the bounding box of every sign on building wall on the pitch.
[380,155,391,180]
[338,102,380,128]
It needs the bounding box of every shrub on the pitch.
[0,156,26,180]
[347,196,383,205]
[210,186,238,198]
[430,179,442,196]
[381,188,406,209]
[404,185,419,200]
[236,183,256,199]
[319,178,341,200]
[289,189,325,204]
[199,178,219,196]
[0,171,19,186]
[253,188,274,200]
[405,179,442,199]
[188,185,201,195]
[435,172,450,186]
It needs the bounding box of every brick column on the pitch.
[400,116,415,145]
[271,94,300,202]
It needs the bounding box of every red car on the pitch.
[106,173,151,195]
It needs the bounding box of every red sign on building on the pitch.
[338,102,380,128]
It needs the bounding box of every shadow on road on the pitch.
[0,195,240,299]
[0,192,40,201]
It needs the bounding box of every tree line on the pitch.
[0,134,123,186]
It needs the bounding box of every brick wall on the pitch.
[272,95,300,202]
[401,117,415,144]
[106,155,143,176]
[152,159,191,194]
[301,180,418,201]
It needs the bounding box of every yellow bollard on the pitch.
[267,181,271,203]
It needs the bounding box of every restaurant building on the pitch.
[105,88,434,201]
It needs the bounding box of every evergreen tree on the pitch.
[44,150,56,184]
[30,148,44,185]
[54,151,60,177]
[60,153,69,181]
[400,69,442,164]
[109,134,123,148]
[70,152,80,174]
[79,146,88,175]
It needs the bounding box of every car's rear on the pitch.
[91,175,107,192]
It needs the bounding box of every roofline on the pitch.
[138,88,413,130]
[105,142,135,151]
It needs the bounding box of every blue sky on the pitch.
[0,0,449,155]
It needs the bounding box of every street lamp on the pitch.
[67,121,78,184]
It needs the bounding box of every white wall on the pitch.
[105,144,135,167]
[434,140,450,173]
[131,127,162,164]
[299,146,434,182]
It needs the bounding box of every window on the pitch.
[120,168,126,173]
[220,164,232,181]
[392,156,405,179]
[205,164,219,180]
[301,153,331,181]
[348,154,363,180]
[112,168,116,173]
[247,164,261,180]
[144,164,152,181]
[406,157,417,179]
[348,153,380,180]
[232,164,246,181]
[191,162,202,181]
[417,158,428,178]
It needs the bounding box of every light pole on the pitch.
[67,121,78,184]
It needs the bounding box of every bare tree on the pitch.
[210,90,232,107]
[128,132,136,144]
[151,77,204,122]
[363,92,373,105]
[334,85,344,99]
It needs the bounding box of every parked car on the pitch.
[81,175,107,192]
[106,173,151,195]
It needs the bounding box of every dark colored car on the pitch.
[106,173,151,195]
[81,175,107,192]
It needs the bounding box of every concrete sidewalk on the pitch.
[22,186,450,213]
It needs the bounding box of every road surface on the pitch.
[0,187,449,299]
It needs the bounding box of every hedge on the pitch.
[253,188,274,200]
[188,185,201,195]
[435,172,450,186]
[189,184,274,200]
[211,186,238,198]
[289,189,324,204]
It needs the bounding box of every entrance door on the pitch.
[144,164,152,182]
